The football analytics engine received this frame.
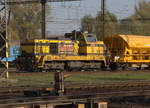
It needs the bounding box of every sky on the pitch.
[46,0,150,35]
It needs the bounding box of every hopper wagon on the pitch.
[104,34,150,70]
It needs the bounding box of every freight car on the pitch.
[2,46,20,62]
[104,34,150,70]
[16,31,107,71]
[0,46,20,67]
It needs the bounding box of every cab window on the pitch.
[86,35,97,42]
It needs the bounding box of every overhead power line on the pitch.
[0,0,81,5]
[0,0,81,38]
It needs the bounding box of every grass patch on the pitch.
[66,72,150,83]
[2,71,150,86]
[5,73,54,86]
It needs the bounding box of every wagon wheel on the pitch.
[64,62,72,71]
[121,64,128,70]
[122,66,126,70]
[109,62,118,71]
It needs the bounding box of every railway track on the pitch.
[0,80,150,106]
[0,80,150,97]
[1,89,150,107]
[65,80,150,95]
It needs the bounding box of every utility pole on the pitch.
[101,0,106,39]
[4,0,9,78]
[0,0,9,78]
[40,0,46,39]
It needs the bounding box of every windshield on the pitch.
[86,34,97,42]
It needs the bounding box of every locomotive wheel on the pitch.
[101,62,107,71]
[137,67,141,70]
[109,62,118,71]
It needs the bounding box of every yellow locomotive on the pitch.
[104,34,150,70]
[16,31,106,71]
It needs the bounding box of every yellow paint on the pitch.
[5,39,9,78]
[104,34,150,65]
[20,32,106,69]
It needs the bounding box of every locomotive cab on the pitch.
[77,32,104,55]
[65,31,105,55]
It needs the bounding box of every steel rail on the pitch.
[0,89,150,106]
